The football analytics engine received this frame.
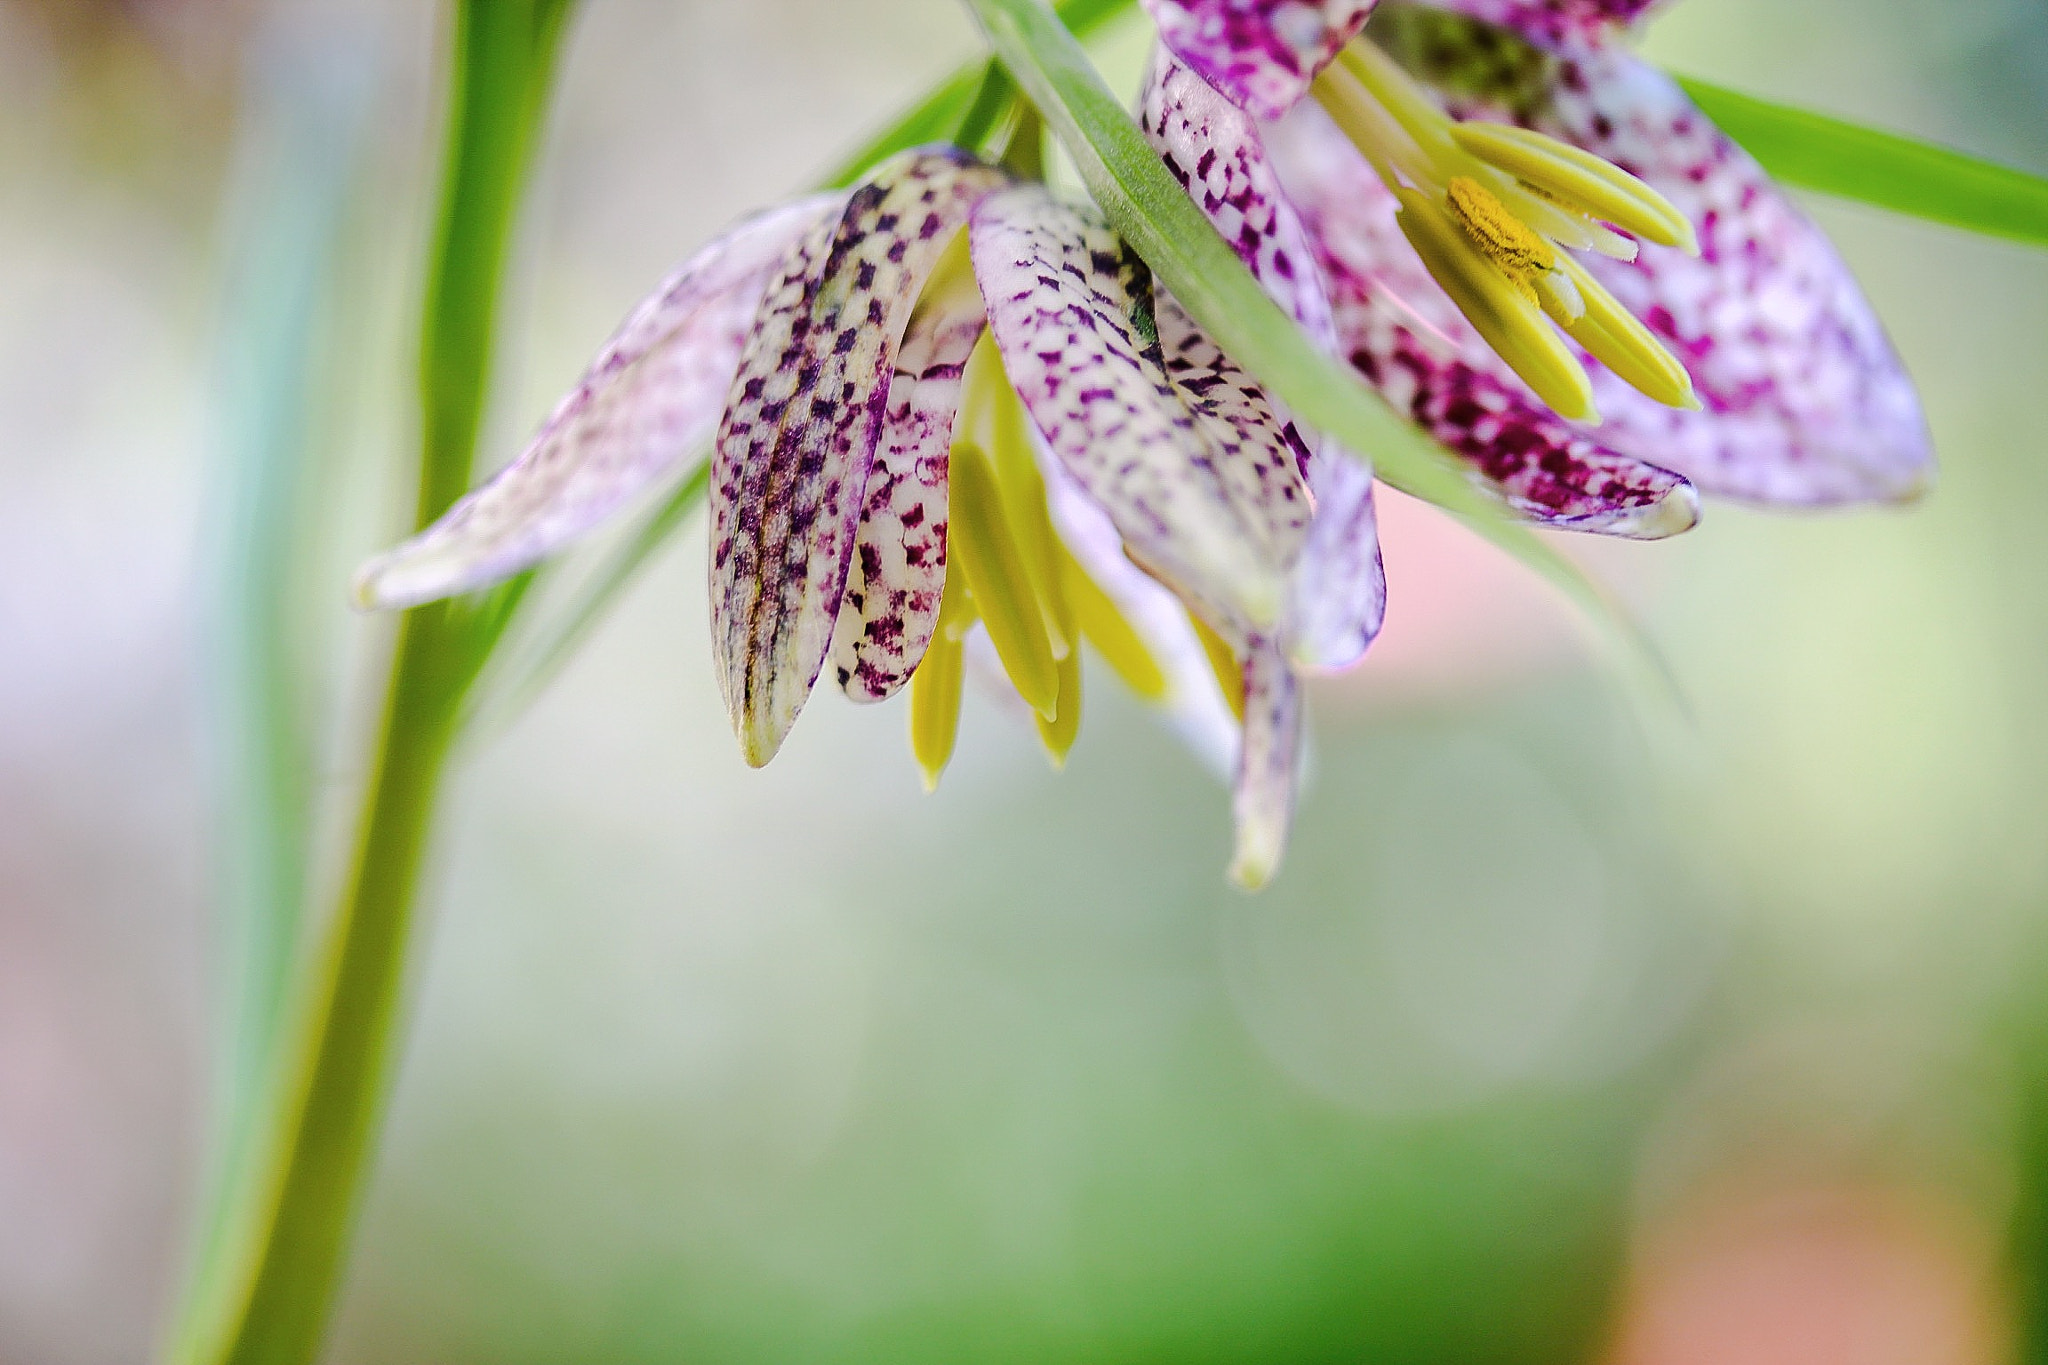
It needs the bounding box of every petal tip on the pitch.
[1228,843,1279,892]
[1637,480,1701,538]
[738,715,791,769]
[1884,459,1937,507]
[349,565,385,613]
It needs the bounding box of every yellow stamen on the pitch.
[948,440,1060,719]
[1035,647,1083,767]
[1445,175,1555,300]
[1309,58,1425,192]
[1188,612,1245,723]
[979,340,1075,659]
[1058,542,1169,702]
[1334,40,1461,164]
[1554,255,1700,410]
[1450,121,1699,256]
[1395,187,1597,423]
[910,569,977,791]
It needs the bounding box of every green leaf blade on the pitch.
[1679,76,2048,249]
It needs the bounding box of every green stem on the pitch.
[169,4,574,1362]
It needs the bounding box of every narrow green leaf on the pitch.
[962,0,1664,685]
[1679,76,2048,249]
[168,5,578,1364]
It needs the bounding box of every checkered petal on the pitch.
[1141,47,1386,668]
[1143,0,1381,119]
[710,149,1008,766]
[969,184,1311,638]
[828,261,987,703]
[353,195,841,610]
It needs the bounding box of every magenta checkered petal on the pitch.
[710,149,1009,766]
[1430,0,1664,44]
[969,184,1310,638]
[1140,48,1386,669]
[828,263,987,703]
[1229,635,1302,890]
[353,195,842,611]
[1269,103,1699,535]
[1142,0,1381,119]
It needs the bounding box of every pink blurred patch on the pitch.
[1322,487,1671,704]
[1605,1186,2007,1365]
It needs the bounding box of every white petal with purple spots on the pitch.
[1140,49,1387,667]
[1143,0,1382,120]
[710,149,1008,766]
[1229,635,1302,890]
[969,184,1310,635]
[354,195,841,610]
[829,262,988,703]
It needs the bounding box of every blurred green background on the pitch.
[3,0,2047,1361]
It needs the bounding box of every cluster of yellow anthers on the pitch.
[909,272,1226,789]
[1312,36,1702,422]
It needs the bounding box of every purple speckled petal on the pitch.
[353,196,841,610]
[1141,47,1386,668]
[1229,634,1302,889]
[1373,3,1933,504]
[1269,103,1699,535]
[1143,0,1381,120]
[969,184,1310,637]
[1287,453,1386,666]
[710,149,1008,766]
[1425,0,1663,43]
[828,261,987,703]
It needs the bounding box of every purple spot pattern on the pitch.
[1230,636,1302,888]
[829,268,987,703]
[1142,0,1381,120]
[970,185,1309,638]
[710,148,1008,765]
[1430,0,1661,43]
[1389,2,1933,504]
[354,196,842,609]
[1268,103,1698,535]
[1140,48,1386,669]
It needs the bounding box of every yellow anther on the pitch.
[1188,612,1245,723]
[1395,187,1597,424]
[1555,255,1700,410]
[1444,176,1555,303]
[1035,648,1083,767]
[948,440,1060,720]
[910,566,977,791]
[1058,542,1169,701]
[1450,121,1699,256]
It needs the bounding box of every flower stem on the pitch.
[168,4,574,1363]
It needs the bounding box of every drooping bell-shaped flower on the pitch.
[356,145,1337,888]
[1139,0,1933,512]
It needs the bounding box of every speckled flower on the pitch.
[1142,0,1933,518]
[355,146,1332,888]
